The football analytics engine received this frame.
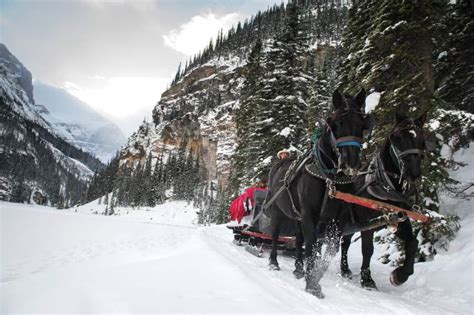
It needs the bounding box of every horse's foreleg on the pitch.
[360,230,377,289]
[304,220,341,298]
[300,219,325,298]
[340,234,353,278]
[293,222,305,279]
[325,222,341,258]
[391,220,418,286]
[269,213,281,270]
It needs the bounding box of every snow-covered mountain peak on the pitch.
[0,43,34,104]
[34,82,126,162]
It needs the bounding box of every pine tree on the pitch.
[232,38,265,187]
[234,2,313,182]
[434,0,474,114]
[339,0,435,127]
[103,193,109,215]
[131,162,144,207]
[151,154,164,205]
[307,48,338,135]
[142,153,154,206]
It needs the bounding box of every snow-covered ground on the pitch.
[1,147,473,313]
[1,198,471,313]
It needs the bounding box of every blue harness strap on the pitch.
[336,140,362,148]
[310,129,363,173]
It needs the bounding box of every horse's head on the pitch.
[388,111,428,181]
[326,89,374,176]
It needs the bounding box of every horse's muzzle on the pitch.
[342,168,358,177]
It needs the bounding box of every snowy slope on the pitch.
[1,191,472,313]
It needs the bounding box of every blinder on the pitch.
[388,122,426,181]
[389,124,425,160]
[390,145,424,169]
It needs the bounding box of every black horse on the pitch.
[340,111,427,289]
[267,89,374,298]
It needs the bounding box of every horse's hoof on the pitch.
[305,285,325,299]
[389,271,400,286]
[269,263,280,271]
[340,268,353,279]
[389,268,408,286]
[360,269,377,290]
[293,268,305,279]
[361,280,378,290]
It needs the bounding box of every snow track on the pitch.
[1,201,472,313]
[202,227,461,314]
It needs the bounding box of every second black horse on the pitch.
[340,111,428,289]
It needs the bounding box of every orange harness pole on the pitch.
[330,190,430,223]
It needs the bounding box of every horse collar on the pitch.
[361,155,414,207]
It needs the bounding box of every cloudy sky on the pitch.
[1,0,279,136]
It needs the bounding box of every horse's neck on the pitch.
[379,142,403,192]
[318,130,338,169]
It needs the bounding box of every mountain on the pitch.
[0,43,103,206]
[34,82,126,162]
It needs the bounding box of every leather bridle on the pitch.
[387,121,425,182]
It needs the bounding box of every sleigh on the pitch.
[227,189,298,257]
[227,183,430,258]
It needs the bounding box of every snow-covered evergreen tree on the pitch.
[434,0,474,114]
[307,47,338,135]
[233,2,314,185]
[337,0,470,264]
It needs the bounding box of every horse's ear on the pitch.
[332,89,344,111]
[414,111,428,128]
[355,88,366,108]
[395,110,408,125]
[363,113,375,132]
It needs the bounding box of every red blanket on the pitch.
[229,187,268,223]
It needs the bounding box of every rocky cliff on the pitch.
[121,56,245,187]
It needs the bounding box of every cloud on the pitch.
[163,11,241,56]
[63,76,169,126]
[80,0,159,13]
[63,76,170,136]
